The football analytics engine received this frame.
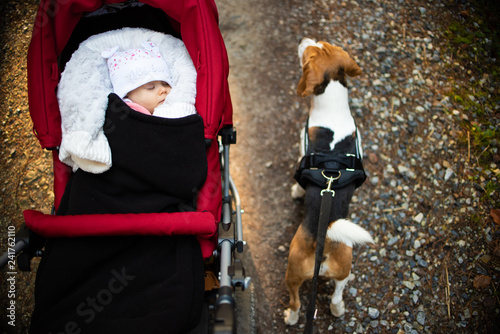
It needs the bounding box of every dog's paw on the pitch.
[291,184,305,199]
[330,300,345,317]
[284,308,300,325]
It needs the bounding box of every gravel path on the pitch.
[1,0,499,333]
[218,0,499,333]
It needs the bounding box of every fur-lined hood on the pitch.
[57,28,197,174]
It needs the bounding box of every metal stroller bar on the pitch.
[230,174,244,253]
[220,127,236,232]
[214,127,251,333]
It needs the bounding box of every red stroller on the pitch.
[0,0,252,333]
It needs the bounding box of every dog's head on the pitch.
[297,38,362,98]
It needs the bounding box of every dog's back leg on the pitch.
[284,225,314,325]
[284,269,305,325]
[330,272,355,317]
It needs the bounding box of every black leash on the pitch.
[304,171,340,334]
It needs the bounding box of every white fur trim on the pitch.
[326,219,374,247]
[57,28,197,172]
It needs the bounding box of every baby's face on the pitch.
[126,81,172,114]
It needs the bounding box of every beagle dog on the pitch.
[284,38,374,326]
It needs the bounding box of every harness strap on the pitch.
[295,119,366,190]
[294,152,366,190]
[304,175,337,334]
[301,152,364,171]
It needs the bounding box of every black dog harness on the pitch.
[294,121,366,190]
[299,120,366,333]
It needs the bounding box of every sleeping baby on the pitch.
[57,28,198,174]
[102,41,194,118]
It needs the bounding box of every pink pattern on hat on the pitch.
[102,42,172,98]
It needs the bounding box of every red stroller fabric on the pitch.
[24,210,216,238]
[26,0,233,257]
[28,0,232,147]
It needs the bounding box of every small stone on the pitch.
[398,165,416,179]
[417,259,429,268]
[444,168,454,181]
[403,281,415,289]
[368,152,378,164]
[413,213,424,223]
[368,307,380,319]
[278,245,286,252]
[24,170,39,183]
[403,322,413,332]
[388,236,399,246]
[417,311,426,325]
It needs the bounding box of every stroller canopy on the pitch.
[28,0,233,149]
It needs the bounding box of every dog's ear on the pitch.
[325,43,362,78]
[343,55,362,78]
[297,48,323,97]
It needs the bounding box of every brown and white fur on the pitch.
[284,38,374,326]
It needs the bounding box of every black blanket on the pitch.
[30,94,208,333]
[59,93,208,215]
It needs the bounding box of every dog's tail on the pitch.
[327,219,374,247]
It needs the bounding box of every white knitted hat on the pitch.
[102,41,172,98]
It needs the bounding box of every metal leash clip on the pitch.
[320,170,341,196]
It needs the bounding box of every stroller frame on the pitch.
[0,1,253,333]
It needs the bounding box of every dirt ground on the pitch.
[1,0,499,333]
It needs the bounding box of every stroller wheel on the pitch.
[234,283,256,334]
